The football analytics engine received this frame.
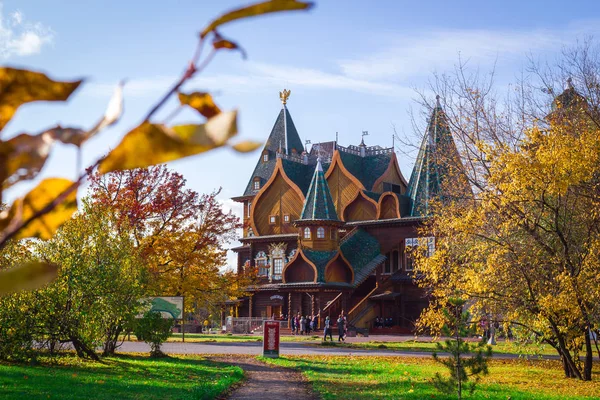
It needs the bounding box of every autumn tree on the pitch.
[414,41,600,381]
[0,0,312,293]
[34,200,146,359]
[89,165,249,312]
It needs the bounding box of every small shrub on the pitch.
[134,311,174,357]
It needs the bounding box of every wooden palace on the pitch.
[230,90,465,333]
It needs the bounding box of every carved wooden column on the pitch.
[288,292,292,325]
[316,292,322,329]
[311,294,315,317]
[249,295,253,319]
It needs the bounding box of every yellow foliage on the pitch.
[200,0,314,38]
[99,111,238,173]
[0,67,81,132]
[7,178,77,240]
[0,262,58,295]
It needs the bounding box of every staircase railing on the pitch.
[322,292,343,314]
[348,286,379,325]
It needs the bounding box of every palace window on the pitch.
[392,250,399,273]
[303,227,311,239]
[247,202,252,218]
[253,178,260,190]
[272,258,283,280]
[255,251,269,277]
[404,237,435,271]
[269,215,277,225]
[317,227,325,239]
[383,182,402,194]
[383,252,391,274]
[283,214,290,223]
[262,150,269,163]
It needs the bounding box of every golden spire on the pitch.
[279,89,291,105]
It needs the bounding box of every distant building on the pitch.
[230,91,467,333]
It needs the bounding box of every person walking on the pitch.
[323,316,333,341]
[300,315,306,335]
[306,315,312,334]
[337,314,345,342]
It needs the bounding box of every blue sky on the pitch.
[2,0,599,267]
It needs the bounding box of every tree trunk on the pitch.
[583,327,593,381]
[71,337,100,361]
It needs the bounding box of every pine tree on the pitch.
[432,298,492,399]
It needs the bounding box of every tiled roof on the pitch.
[298,160,340,222]
[340,228,384,285]
[345,216,426,227]
[363,190,381,203]
[406,99,468,217]
[339,151,392,190]
[242,106,304,196]
[281,159,313,195]
[303,249,338,283]
[265,106,304,155]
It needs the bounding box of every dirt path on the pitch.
[211,356,319,400]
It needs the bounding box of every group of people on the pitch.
[323,314,348,342]
[374,316,393,328]
[290,313,318,335]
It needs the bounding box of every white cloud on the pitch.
[84,22,600,101]
[337,25,599,82]
[0,6,54,59]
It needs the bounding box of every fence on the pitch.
[225,317,289,334]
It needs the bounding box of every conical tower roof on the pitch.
[298,159,340,222]
[407,96,466,217]
[242,101,304,197]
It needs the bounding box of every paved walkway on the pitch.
[211,356,318,400]
[118,340,547,359]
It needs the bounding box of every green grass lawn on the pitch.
[0,354,243,400]
[317,339,557,356]
[261,355,600,399]
[159,333,555,356]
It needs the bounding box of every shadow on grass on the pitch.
[0,353,244,400]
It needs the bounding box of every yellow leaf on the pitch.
[212,34,247,59]
[172,110,238,146]
[178,92,221,119]
[99,111,237,173]
[86,81,125,140]
[231,140,262,153]
[0,67,82,132]
[200,0,314,38]
[47,125,87,147]
[10,178,78,240]
[0,131,55,188]
[0,261,58,296]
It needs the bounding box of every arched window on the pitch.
[317,227,325,239]
[303,227,311,239]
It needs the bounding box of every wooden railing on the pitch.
[348,286,379,324]
[322,292,343,313]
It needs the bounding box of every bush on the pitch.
[134,311,174,357]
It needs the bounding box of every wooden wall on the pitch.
[378,193,400,219]
[325,256,353,284]
[284,257,316,283]
[252,169,304,236]
[344,194,377,221]
[371,157,407,193]
[326,163,361,219]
